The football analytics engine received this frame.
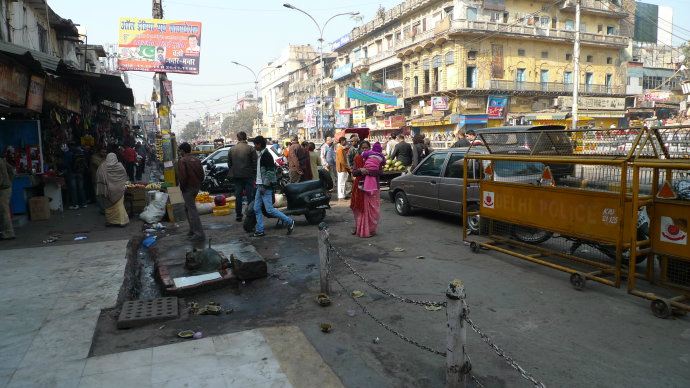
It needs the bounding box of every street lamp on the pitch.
[283,3,359,140]
[231,61,283,135]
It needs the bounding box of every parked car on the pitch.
[389,147,544,232]
[201,144,285,174]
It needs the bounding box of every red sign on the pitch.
[339,109,353,115]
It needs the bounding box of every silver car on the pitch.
[389,147,544,231]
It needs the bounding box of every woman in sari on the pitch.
[351,141,383,238]
[96,153,130,226]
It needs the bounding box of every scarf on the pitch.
[96,153,129,206]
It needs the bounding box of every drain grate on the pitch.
[117,297,179,329]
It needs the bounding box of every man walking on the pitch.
[122,143,137,181]
[390,135,413,168]
[335,136,349,200]
[0,154,15,240]
[252,136,295,237]
[227,131,256,222]
[322,138,337,190]
[287,136,304,183]
[177,142,206,243]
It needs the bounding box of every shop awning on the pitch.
[411,115,452,127]
[0,40,64,73]
[449,114,488,127]
[582,111,626,118]
[66,70,134,106]
[524,113,569,121]
[347,87,397,106]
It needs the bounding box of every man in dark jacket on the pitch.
[390,135,413,167]
[178,142,206,242]
[228,131,257,222]
[252,136,295,238]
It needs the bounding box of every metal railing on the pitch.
[486,80,624,95]
[561,0,629,16]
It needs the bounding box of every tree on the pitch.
[221,106,260,138]
[179,120,203,142]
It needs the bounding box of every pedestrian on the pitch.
[411,134,425,169]
[271,140,281,155]
[227,131,257,222]
[63,143,88,210]
[352,141,384,238]
[424,138,434,155]
[95,153,129,227]
[322,138,337,190]
[346,134,360,171]
[385,134,396,156]
[0,153,15,240]
[177,142,206,242]
[465,130,482,146]
[135,141,146,181]
[320,136,332,166]
[90,147,108,213]
[390,135,413,167]
[287,136,304,183]
[452,131,470,148]
[122,143,137,181]
[251,136,295,237]
[300,141,313,181]
[308,142,320,181]
[335,136,349,200]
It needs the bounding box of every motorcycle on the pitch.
[243,167,334,232]
[510,207,650,264]
[201,160,233,194]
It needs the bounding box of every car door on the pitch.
[438,152,465,214]
[406,152,448,210]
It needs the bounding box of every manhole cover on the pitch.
[117,297,179,329]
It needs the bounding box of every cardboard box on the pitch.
[166,186,184,205]
[29,196,50,221]
[166,203,187,223]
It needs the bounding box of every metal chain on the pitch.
[470,373,485,388]
[327,242,447,307]
[331,271,447,357]
[465,317,546,388]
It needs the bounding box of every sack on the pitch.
[140,192,169,223]
[675,180,690,200]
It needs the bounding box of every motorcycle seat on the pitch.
[284,180,322,196]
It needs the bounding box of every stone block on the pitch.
[117,297,179,329]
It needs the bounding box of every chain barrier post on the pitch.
[318,222,330,294]
[446,279,468,388]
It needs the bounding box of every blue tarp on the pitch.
[346,87,397,106]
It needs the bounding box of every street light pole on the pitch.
[283,3,358,140]
[231,61,284,136]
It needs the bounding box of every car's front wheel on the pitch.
[394,191,411,216]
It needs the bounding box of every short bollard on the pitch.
[446,279,468,388]
[318,222,330,294]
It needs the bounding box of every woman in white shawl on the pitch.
[96,153,129,226]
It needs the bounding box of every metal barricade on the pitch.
[628,125,690,318]
[462,127,658,290]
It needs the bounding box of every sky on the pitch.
[50,0,690,132]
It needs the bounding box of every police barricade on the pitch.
[461,127,657,290]
[628,125,690,318]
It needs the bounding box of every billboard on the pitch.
[118,17,202,74]
[486,95,508,119]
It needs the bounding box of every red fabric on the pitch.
[350,154,365,214]
[356,190,380,238]
[122,147,137,163]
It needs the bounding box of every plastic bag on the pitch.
[674,180,690,200]
[196,202,213,215]
[140,192,169,223]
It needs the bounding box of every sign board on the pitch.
[487,95,508,119]
[431,96,449,111]
[26,75,45,112]
[333,63,353,81]
[44,77,81,113]
[331,33,351,51]
[304,97,317,129]
[479,182,632,244]
[384,115,406,129]
[558,96,625,110]
[118,17,202,74]
[651,202,690,258]
[643,90,671,102]
[335,112,350,128]
[352,107,366,125]
[0,61,29,106]
[162,80,174,102]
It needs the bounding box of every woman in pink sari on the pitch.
[352,141,384,238]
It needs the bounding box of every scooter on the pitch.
[201,160,233,194]
[243,168,333,232]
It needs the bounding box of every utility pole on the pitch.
[571,0,581,130]
[153,0,175,184]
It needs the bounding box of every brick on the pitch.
[117,297,179,329]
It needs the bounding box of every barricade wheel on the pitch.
[470,242,481,253]
[651,299,672,319]
[569,272,586,291]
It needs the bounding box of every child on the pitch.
[361,142,385,193]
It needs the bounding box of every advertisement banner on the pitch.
[333,63,353,81]
[431,96,449,111]
[304,97,317,129]
[335,112,350,128]
[491,44,504,79]
[0,62,29,106]
[352,107,366,125]
[339,109,353,115]
[118,17,202,74]
[331,33,351,51]
[384,115,406,129]
[26,75,45,112]
[487,95,509,119]
[162,80,174,102]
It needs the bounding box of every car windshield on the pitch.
[494,161,544,177]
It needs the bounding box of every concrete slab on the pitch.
[117,297,179,329]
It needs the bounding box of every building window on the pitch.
[395,30,402,42]
[422,59,430,70]
[607,26,615,35]
[585,72,594,92]
[515,68,526,90]
[467,7,477,21]
[541,51,549,59]
[564,71,573,84]
[445,51,455,65]
[414,76,419,94]
[606,57,613,64]
[586,55,593,63]
[432,55,442,68]
[444,6,454,20]
[424,69,430,93]
[598,24,603,33]
[490,12,501,22]
[422,18,427,32]
[540,69,549,91]
[539,16,549,28]
[605,73,613,92]
[466,66,477,88]
[551,17,558,29]
[643,75,665,89]
[565,53,572,61]
[467,50,477,60]
[517,48,525,57]
[565,19,574,31]
[37,24,48,53]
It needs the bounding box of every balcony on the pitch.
[487,80,625,95]
[560,0,629,19]
[449,20,629,48]
[349,0,435,41]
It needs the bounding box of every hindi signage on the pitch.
[487,95,509,119]
[558,96,625,110]
[431,96,449,111]
[352,107,366,125]
[118,17,202,74]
